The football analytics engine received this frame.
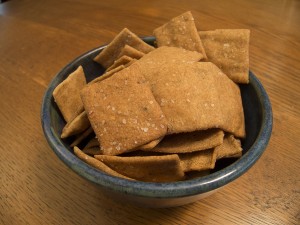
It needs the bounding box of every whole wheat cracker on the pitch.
[94,28,154,68]
[81,63,168,156]
[94,154,185,182]
[143,129,224,153]
[154,11,207,58]
[53,65,86,122]
[199,29,250,83]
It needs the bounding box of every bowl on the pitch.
[41,37,273,208]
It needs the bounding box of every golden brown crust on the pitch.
[214,134,243,159]
[154,11,207,58]
[81,64,168,155]
[199,29,250,83]
[94,154,185,182]
[143,129,224,153]
[74,147,132,179]
[53,66,86,122]
[94,28,154,68]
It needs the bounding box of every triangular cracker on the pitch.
[154,11,207,58]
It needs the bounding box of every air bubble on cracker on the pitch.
[141,127,149,132]
[122,119,127,124]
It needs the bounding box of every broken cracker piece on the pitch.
[94,154,185,182]
[81,63,168,156]
[53,65,86,122]
[94,28,154,68]
[154,11,207,58]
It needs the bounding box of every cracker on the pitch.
[94,28,154,68]
[89,65,125,85]
[179,149,216,172]
[153,11,207,58]
[138,58,245,138]
[70,126,94,148]
[53,66,86,122]
[82,147,102,156]
[139,137,163,151]
[136,46,204,79]
[83,137,99,149]
[94,154,185,182]
[81,64,168,156]
[61,111,90,138]
[74,147,132,179]
[106,55,134,72]
[214,134,242,159]
[199,29,250,83]
[144,129,224,153]
[118,44,145,59]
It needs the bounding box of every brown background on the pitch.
[0,0,299,224]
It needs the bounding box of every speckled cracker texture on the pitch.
[137,54,245,138]
[199,29,250,83]
[154,11,207,58]
[81,64,168,156]
[94,28,154,68]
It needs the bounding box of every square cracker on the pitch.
[199,29,250,83]
[137,59,245,138]
[94,154,185,182]
[153,11,207,58]
[53,65,86,122]
[81,63,168,156]
[143,129,224,153]
[94,28,154,68]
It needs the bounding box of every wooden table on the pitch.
[1,0,299,224]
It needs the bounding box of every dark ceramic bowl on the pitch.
[41,37,272,208]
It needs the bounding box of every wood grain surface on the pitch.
[0,0,299,224]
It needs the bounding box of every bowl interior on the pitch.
[42,37,272,198]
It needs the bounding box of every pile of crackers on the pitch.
[53,11,249,182]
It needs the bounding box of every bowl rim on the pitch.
[41,37,273,198]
